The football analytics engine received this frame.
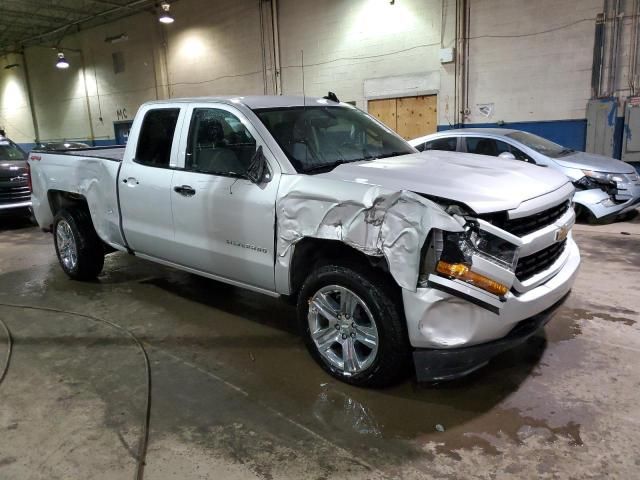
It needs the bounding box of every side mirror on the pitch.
[246,145,271,184]
[498,152,516,160]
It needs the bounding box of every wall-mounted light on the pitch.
[55,51,70,69]
[3,63,20,70]
[159,2,174,24]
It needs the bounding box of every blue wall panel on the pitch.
[438,119,588,152]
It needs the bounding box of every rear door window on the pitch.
[424,137,458,152]
[465,137,535,162]
[465,137,511,156]
[135,108,180,167]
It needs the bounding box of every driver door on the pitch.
[170,103,281,291]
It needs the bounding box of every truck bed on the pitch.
[31,146,125,162]
[29,146,127,249]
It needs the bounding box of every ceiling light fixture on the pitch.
[159,2,174,24]
[55,51,70,69]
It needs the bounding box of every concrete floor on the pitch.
[0,214,639,479]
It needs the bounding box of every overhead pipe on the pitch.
[258,0,268,94]
[629,0,640,95]
[19,49,40,143]
[608,0,622,96]
[271,0,282,95]
[591,13,605,98]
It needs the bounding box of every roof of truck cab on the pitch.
[142,95,348,109]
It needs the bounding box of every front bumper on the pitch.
[575,181,640,219]
[0,200,32,214]
[413,294,567,381]
[403,236,580,380]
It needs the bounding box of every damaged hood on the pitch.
[550,151,635,174]
[317,151,569,214]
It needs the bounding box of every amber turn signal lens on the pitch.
[436,261,509,297]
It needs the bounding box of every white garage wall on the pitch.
[0,0,638,150]
[464,0,602,124]
[0,52,36,142]
[277,0,443,106]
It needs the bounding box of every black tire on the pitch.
[297,262,411,388]
[53,208,105,280]
[586,210,615,225]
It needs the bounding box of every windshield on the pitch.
[506,131,574,158]
[0,139,27,161]
[253,106,415,173]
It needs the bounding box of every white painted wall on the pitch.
[0,0,638,145]
[463,0,602,124]
[0,52,36,142]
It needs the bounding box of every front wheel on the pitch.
[297,263,411,388]
[54,208,105,280]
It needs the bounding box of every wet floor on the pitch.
[0,215,639,479]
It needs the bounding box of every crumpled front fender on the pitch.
[274,175,463,292]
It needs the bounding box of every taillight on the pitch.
[26,162,32,192]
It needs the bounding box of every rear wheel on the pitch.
[54,208,104,280]
[297,263,411,388]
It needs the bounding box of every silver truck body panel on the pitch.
[29,96,580,357]
[276,175,463,292]
[317,151,569,214]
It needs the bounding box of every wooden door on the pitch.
[368,98,397,131]
[397,95,437,140]
[367,95,437,140]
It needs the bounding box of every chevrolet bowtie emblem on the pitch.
[555,224,570,242]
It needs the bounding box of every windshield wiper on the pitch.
[558,148,575,156]
[302,159,362,174]
[376,151,409,159]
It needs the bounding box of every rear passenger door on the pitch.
[169,103,281,291]
[119,105,185,260]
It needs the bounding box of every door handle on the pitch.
[174,185,196,197]
[122,177,139,185]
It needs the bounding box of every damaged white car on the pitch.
[28,95,580,387]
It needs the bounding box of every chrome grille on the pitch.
[0,185,31,204]
[516,240,567,282]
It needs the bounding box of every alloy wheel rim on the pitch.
[56,220,78,270]
[308,285,379,376]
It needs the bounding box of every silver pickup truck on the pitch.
[29,96,580,387]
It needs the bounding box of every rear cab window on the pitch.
[135,108,180,167]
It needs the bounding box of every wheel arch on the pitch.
[288,237,394,301]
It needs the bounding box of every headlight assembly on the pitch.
[581,170,624,183]
[418,226,518,298]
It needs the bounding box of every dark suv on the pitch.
[0,131,31,216]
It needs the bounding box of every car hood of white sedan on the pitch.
[551,151,635,174]
[317,151,570,214]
